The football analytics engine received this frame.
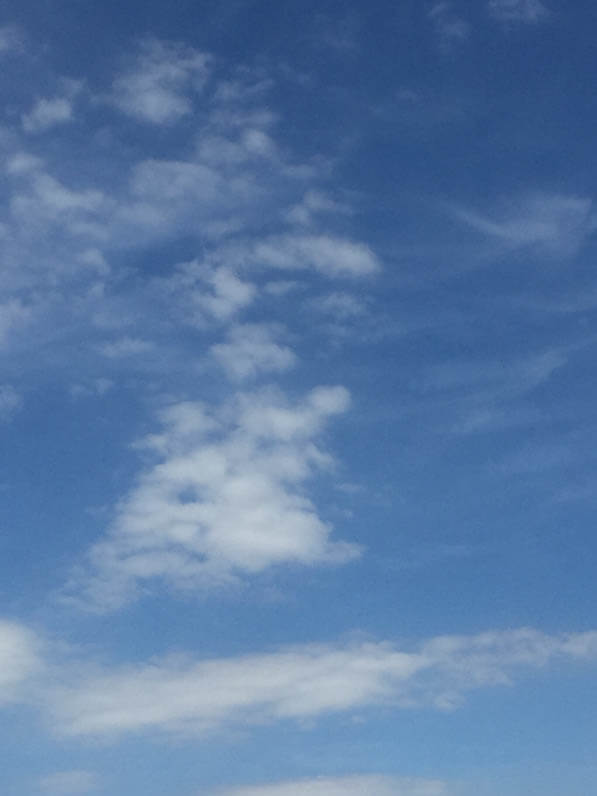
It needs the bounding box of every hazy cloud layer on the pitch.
[210,775,448,796]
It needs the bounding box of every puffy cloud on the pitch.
[110,38,210,124]
[488,0,548,23]
[251,234,380,277]
[47,627,597,737]
[210,775,448,796]
[67,385,359,610]
[22,97,73,133]
[210,324,296,380]
[10,173,108,235]
[155,259,257,325]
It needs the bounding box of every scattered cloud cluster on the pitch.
[0,16,595,796]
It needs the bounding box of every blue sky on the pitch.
[2,1,597,794]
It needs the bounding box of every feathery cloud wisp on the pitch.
[488,0,548,23]
[45,627,597,737]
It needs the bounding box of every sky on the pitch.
[1,0,597,794]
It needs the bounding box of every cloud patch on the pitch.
[488,0,548,23]
[67,386,359,610]
[111,38,210,124]
[210,324,296,380]
[39,770,99,795]
[22,97,73,134]
[47,627,597,737]
[449,193,596,258]
[0,620,42,703]
[210,775,448,796]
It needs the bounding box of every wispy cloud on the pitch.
[428,3,471,49]
[0,298,31,346]
[449,193,596,258]
[0,385,22,421]
[39,770,99,795]
[22,97,73,134]
[97,336,155,358]
[412,348,567,434]
[0,25,23,55]
[110,38,210,124]
[44,627,597,737]
[488,0,548,23]
[66,386,359,610]
[0,620,42,703]
[210,775,448,796]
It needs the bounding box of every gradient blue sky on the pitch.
[2,1,597,794]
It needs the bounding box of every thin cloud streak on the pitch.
[41,627,597,738]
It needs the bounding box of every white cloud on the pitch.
[118,156,267,241]
[70,378,114,399]
[416,349,566,399]
[10,173,108,236]
[210,775,448,796]
[156,260,257,325]
[0,25,22,54]
[0,298,31,345]
[488,0,548,23]
[97,336,154,358]
[39,770,99,795]
[450,193,596,258]
[428,3,471,48]
[0,385,22,420]
[46,627,597,737]
[67,386,359,610]
[0,620,41,703]
[252,234,380,277]
[413,348,567,434]
[22,97,73,133]
[210,324,296,380]
[309,292,367,320]
[197,128,278,168]
[5,152,43,175]
[286,190,348,227]
[111,38,210,124]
